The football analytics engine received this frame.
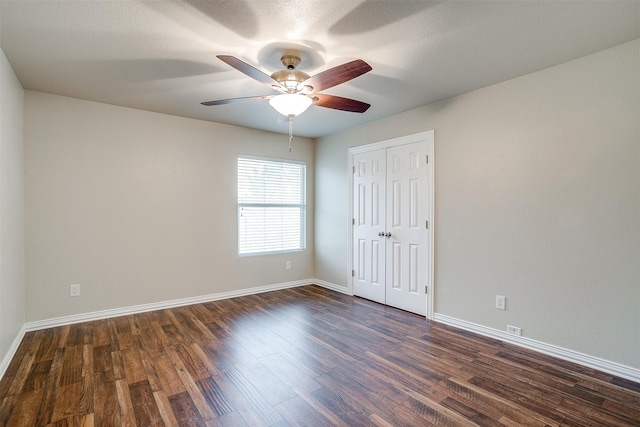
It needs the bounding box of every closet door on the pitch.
[352,141,429,316]
[384,141,428,315]
[352,149,386,304]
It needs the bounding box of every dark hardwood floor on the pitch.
[0,285,639,426]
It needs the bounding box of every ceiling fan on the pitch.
[201,54,372,116]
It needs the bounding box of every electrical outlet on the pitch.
[496,295,506,310]
[507,325,522,336]
[285,261,291,270]
[69,284,80,297]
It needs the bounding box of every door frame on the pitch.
[348,130,435,319]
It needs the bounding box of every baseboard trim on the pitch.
[312,279,350,295]
[25,279,313,332]
[433,313,640,384]
[0,324,27,380]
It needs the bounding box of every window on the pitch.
[238,156,306,255]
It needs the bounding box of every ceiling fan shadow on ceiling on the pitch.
[201,54,372,151]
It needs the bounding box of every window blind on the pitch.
[238,156,306,255]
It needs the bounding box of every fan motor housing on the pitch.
[271,69,310,90]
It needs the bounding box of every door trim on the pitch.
[348,130,435,319]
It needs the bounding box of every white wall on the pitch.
[0,47,25,371]
[25,92,314,322]
[315,40,640,369]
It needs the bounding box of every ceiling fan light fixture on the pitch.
[269,94,312,117]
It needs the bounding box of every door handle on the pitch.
[378,231,385,237]
[385,232,391,238]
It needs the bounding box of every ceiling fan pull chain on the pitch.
[288,115,294,152]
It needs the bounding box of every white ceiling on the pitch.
[1,1,638,138]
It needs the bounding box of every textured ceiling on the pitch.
[1,0,638,138]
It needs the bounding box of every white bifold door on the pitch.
[352,140,431,316]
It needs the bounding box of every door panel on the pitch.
[352,149,386,304]
[385,142,428,315]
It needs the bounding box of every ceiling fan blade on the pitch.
[201,95,273,106]
[217,55,283,89]
[313,94,370,113]
[302,59,372,92]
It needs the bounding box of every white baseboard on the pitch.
[434,313,640,384]
[0,324,26,380]
[312,279,350,295]
[25,279,314,332]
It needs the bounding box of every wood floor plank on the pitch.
[580,379,640,407]
[1,285,639,426]
[56,326,70,351]
[168,391,206,427]
[612,377,640,393]
[166,346,217,423]
[292,386,350,427]
[319,361,408,409]
[367,412,398,427]
[21,359,52,393]
[403,391,471,427]
[117,332,134,350]
[45,412,95,427]
[601,398,640,422]
[121,349,147,385]
[195,375,235,418]
[468,375,566,425]
[114,379,137,426]
[557,395,639,426]
[434,377,553,426]
[137,347,162,393]
[92,321,110,348]
[91,345,111,376]
[59,346,82,387]
[110,350,126,382]
[362,350,439,392]
[273,394,333,426]
[151,390,179,426]
[137,324,166,360]
[128,380,164,427]
[308,385,373,426]
[65,324,85,348]
[234,361,297,406]
[4,352,35,397]
[2,334,35,383]
[199,340,237,375]
[151,354,186,397]
[92,371,119,427]
[258,353,323,396]
[51,382,82,423]
[34,348,65,426]
[174,342,218,381]
[219,368,284,426]
[5,388,44,427]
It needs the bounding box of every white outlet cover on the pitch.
[70,284,80,297]
[507,325,522,336]
[496,295,506,310]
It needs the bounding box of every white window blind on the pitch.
[238,156,306,255]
